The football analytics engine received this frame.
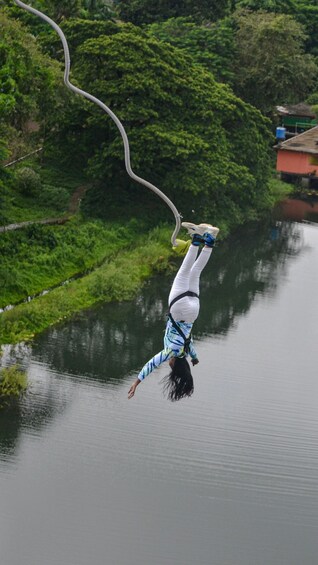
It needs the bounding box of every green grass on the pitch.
[4,157,88,223]
[0,217,144,308]
[5,192,65,223]
[268,176,293,202]
[0,226,175,345]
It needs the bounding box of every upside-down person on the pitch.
[128,222,219,401]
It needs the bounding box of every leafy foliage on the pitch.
[115,0,231,25]
[0,9,65,177]
[10,0,114,24]
[235,0,296,11]
[293,1,318,57]
[147,17,235,84]
[43,20,272,227]
[234,0,318,56]
[38,0,82,22]
[0,365,27,406]
[14,167,42,197]
[38,18,119,59]
[0,12,61,131]
[306,92,318,118]
[232,9,318,113]
[81,0,115,20]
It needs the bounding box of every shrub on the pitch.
[25,224,58,249]
[38,184,70,212]
[88,263,141,301]
[15,167,42,197]
[0,364,27,407]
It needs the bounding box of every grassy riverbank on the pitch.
[0,226,174,345]
[268,176,294,202]
[0,217,148,308]
[1,155,197,346]
[1,153,293,347]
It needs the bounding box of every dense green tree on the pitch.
[37,0,82,22]
[44,21,272,226]
[232,9,318,113]
[0,12,62,132]
[147,17,235,84]
[6,1,114,31]
[294,2,318,57]
[39,19,119,57]
[4,2,49,36]
[115,0,231,25]
[0,11,57,225]
[81,0,114,20]
[234,0,296,11]
[0,7,69,206]
[306,92,318,119]
[234,0,318,56]
[6,0,82,26]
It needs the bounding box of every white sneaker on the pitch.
[181,222,219,239]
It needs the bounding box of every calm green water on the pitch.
[1,219,318,565]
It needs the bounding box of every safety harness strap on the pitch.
[168,291,199,310]
[168,314,191,354]
[168,292,198,354]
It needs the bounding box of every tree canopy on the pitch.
[36,0,82,22]
[147,17,235,84]
[235,0,318,55]
[43,20,272,226]
[232,9,318,114]
[115,0,231,25]
[0,12,61,149]
[4,1,316,231]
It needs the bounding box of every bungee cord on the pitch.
[14,0,182,245]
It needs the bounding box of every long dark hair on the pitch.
[162,357,194,401]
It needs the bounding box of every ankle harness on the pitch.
[168,291,199,354]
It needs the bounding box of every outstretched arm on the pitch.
[189,341,199,366]
[128,348,173,399]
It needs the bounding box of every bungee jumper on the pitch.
[14,3,221,401]
[128,222,219,401]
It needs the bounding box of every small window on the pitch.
[309,155,318,166]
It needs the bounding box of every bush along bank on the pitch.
[0,226,175,346]
[0,365,28,408]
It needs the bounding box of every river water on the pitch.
[1,218,318,565]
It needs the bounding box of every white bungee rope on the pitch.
[14,0,182,245]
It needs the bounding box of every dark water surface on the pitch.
[1,219,318,565]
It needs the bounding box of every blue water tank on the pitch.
[276,126,286,140]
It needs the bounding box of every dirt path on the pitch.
[68,184,90,214]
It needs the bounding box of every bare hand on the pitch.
[128,379,140,399]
